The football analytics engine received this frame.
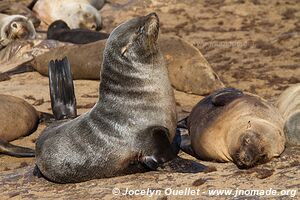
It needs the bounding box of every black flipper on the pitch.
[38,112,55,124]
[175,128,199,158]
[177,117,188,129]
[0,63,35,82]
[27,0,38,10]
[33,165,43,178]
[48,57,77,120]
[140,126,176,170]
[0,139,35,157]
[211,87,244,106]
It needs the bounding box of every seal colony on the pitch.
[0,14,36,49]
[177,88,286,168]
[35,13,177,183]
[0,35,224,96]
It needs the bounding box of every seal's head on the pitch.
[47,20,70,39]
[79,12,102,31]
[4,17,36,40]
[233,130,269,169]
[106,12,160,62]
[48,20,70,32]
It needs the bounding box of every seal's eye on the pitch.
[244,137,250,145]
[11,22,18,29]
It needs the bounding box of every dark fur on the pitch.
[0,139,35,157]
[47,20,109,44]
[35,13,176,183]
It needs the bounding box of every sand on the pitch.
[0,0,299,199]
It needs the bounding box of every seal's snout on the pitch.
[145,12,159,39]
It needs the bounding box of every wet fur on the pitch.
[35,13,177,183]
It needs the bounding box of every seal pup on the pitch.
[35,13,177,183]
[0,94,39,157]
[32,0,102,30]
[47,20,109,44]
[276,84,300,145]
[0,14,36,49]
[177,88,285,169]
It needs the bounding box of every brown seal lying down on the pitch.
[177,88,286,169]
[0,94,38,157]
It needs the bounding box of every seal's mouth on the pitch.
[234,148,269,169]
[144,12,159,41]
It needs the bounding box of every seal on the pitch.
[2,35,223,95]
[35,13,177,183]
[0,1,40,28]
[0,94,38,157]
[47,20,109,44]
[32,0,102,30]
[276,84,300,145]
[177,88,286,169]
[0,14,36,49]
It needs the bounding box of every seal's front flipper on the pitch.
[0,139,35,157]
[212,87,244,106]
[48,57,77,120]
[140,126,176,170]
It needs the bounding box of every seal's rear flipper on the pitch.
[38,112,55,125]
[158,156,208,173]
[0,139,35,157]
[0,64,35,82]
[48,57,77,120]
[174,128,199,158]
[212,87,244,106]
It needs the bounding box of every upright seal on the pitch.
[177,88,285,168]
[35,13,177,183]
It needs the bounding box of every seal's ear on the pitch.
[212,87,243,106]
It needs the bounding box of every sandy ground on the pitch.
[0,0,299,199]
